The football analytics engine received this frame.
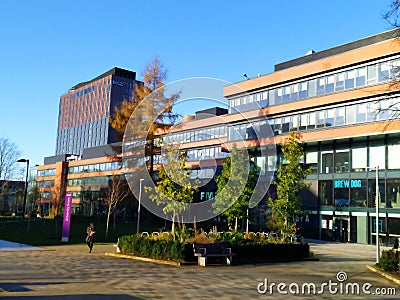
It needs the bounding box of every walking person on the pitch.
[86,222,96,253]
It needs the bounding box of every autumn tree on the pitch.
[213,144,259,231]
[0,137,22,180]
[110,56,179,177]
[268,132,311,242]
[148,144,198,236]
[105,175,131,241]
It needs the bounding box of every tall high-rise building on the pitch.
[55,67,141,156]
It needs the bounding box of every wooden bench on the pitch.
[193,243,235,267]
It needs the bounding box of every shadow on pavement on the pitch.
[0,282,68,292]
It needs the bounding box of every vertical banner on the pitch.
[61,193,73,242]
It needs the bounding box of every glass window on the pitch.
[283,86,291,102]
[335,73,345,92]
[367,101,378,122]
[321,151,333,173]
[269,90,275,106]
[367,64,377,85]
[388,143,400,169]
[299,82,308,99]
[306,151,318,174]
[326,75,334,94]
[282,116,291,133]
[307,112,316,130]
[335,150,349,173]
[308,79,317,98]
[356,67,367,87]
[261,91,268,107]
[377,98,390,121]
[346,105,356,125]
[368,179,386,208]
[369,145,385,170]
[345,70,355,89]
[317,77,325,96]
[352,146,367,172]
[350,179,367,207]
[276,88,283,104]
[290,115,298,131]
[336,107,345,126]
[326,109,334,127]
[378,61,390,82]
[316,110,325,128]
[299,114,307,131]
[274,118,282,135]
[291,84,299,101]
[387,179,400,208]
[320,180,333,206]
[356,103,367,123]
[390,59,400,81]
[334,182,349,207]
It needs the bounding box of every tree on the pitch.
[0,137,22,180]
[383,1,400,28]
[110,56,179,177]
[148,144,198,236]
[105,175,131,241]
[213,144,259,231]
[268,132,311,242]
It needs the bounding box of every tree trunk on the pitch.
[235,217,238,231]
[106,204,111,242]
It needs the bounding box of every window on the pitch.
[352,146,367,172]
[306,151,318,174]
[326,75,334,93]
[290,115,298,131]
[378,62,390,82]
[387,179,400,208]
[307,112,316,130]
[317,77,325,96]
[350,179,367,207]
[336,107,345,126]
[367,64,377,85]
[388,142,400,169]
[345,70,355,89]
[356,103,367,123]
[316,110,325,128]
[308,79,317,97]
[326,109,334,127]
[269,90,275,106]
[335,73,345,91]
[283,86,291,102]
[299,114,307,131]
[276,88,283,104]
[282,116,291,133]
[356,67,366,87]
[345,105,356,124]
[319,180,333,206]
[335,149,349,173]
[321,151,333,173]
[291,84,299,101]
[369,144,385,170]
[299,82,308,99]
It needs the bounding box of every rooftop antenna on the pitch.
[243,73,249,80]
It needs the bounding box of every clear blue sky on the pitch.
[0,0,394,167]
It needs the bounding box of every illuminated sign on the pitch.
[334,180,362,189]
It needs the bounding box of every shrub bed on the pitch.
[377,249,399,272]
[117,233,310,264]
[118,235,195,262]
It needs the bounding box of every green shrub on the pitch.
[377,250,399,272]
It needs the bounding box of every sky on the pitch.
[0,0,395,168]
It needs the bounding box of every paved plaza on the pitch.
[0,240,399,299]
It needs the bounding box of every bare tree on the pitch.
[0,137,22,180]
[105,174,131,241]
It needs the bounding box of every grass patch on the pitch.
[0,216,162,246]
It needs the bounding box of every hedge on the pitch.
[117,234,310,264]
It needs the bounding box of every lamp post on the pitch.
[136,179,144,234]
[17,159,29,220]
[367,165,380,264]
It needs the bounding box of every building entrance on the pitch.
[333,217,349,242]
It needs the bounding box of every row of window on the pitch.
[165,126,228,145]
[67,176,111,187]
[229,56,400,112]
[69,161,122,174]
[229,96,400,141]
[37,169,56,177]
[36,180,55,188]
[319,178,400,209]
[154,146,229,164]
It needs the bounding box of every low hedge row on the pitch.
[118,234,310,263]
[118,235,195,262]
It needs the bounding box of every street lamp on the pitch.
[367,165,380,264]
[136,179,144,234]
[17,158,29,220]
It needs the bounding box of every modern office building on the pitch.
[37,29,400,245]
[55,67,141,156]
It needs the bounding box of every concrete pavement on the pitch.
[0,240,398,299]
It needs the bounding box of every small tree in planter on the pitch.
[269,132,311,242]
[213,144,259,231]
